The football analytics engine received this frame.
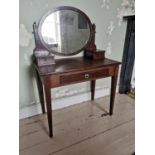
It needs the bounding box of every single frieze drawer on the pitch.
[60,68,112,85]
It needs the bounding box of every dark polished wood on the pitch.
[33,6,121,138]
[35,57,120,76]
[34,57,121,137]
[110,65,119,115]
[35,69,45,114]
[91,80,96,100]
[44,78,53,137]
[84,23,96,52]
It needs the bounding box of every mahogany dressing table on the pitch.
[32,6,121,137]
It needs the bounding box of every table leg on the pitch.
[35,70,45,114]
[91,80,96,100]
[110,66,119,115]
[44,80,53,137]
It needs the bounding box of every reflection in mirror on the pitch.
[40,9,91,55]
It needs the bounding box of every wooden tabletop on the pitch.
[34,57,121,76]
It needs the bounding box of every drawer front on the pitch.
[60,67,114,85]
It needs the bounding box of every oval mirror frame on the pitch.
[38,6,93,56]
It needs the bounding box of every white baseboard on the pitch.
[19,87,118,119]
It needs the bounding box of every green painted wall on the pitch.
[19,0,133,107]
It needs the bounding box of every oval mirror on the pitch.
[38,6,92,56]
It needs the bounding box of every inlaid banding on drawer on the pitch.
[60,67,114,85]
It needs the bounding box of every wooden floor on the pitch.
[19,94,135,155]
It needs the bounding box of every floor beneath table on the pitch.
[19,94,135,155]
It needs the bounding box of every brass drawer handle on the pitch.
[85,73,89,79]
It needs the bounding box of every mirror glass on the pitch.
[38,7,92,55]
